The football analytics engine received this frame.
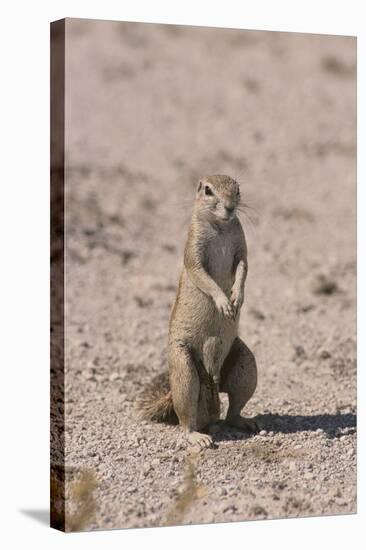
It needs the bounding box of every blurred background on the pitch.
[63,19,356,531]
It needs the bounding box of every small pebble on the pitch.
[319,349,331,360]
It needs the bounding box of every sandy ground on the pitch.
[61,19,356,531]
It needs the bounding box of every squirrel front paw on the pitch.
[230,286,244,314]
[214,292,235,319]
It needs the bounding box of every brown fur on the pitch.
[135,372,177,423]
[136,175,258,448]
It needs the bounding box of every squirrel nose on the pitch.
[225,205,235,213]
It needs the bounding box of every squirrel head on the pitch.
[196,175,240,223]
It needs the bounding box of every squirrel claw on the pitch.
[187,431,213,449]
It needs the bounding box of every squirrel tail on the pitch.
[135,371,178,424]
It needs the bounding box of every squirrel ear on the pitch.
[197,181,203,192]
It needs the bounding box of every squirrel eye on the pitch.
[205,186,213,196]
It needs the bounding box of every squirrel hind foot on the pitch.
[187,431,214,450]
[225,415,259,433]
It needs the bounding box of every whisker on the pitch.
[237,210,256,228]
[237,205,258,221]
[239,200,260,216]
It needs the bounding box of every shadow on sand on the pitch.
[214,412,356,442]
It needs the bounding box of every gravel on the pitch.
[59,19,356,531]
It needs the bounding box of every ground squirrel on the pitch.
[137,175,258,448]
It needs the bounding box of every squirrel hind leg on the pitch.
[220,337,258,432]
